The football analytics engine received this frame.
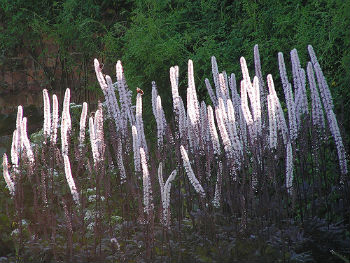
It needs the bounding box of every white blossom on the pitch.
[180,145,205,197]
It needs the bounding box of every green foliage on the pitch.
[1,0,349,139]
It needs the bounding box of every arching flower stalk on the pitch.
[162,169,177,227]
[207,105,221,155]
[291,49,308,126]
[229,73,247,146]
[79,102,88,149]
[267,75,289,145]
[307,62,325,131]
[226,99,243,156]
[116,60,135,130]
[212,161,223,208]
[94,104,105,161]
[94,58,122,134]
[106,75,122,132]
[43,89,51,141]
[205,78,218,106]
[180,145,205,198]
[215,104,233,159]
[63,154,80,206]
[240,57,262,136]
[140,147,153,214]
[278,52,297,141]
[3,153,15,196]
[308,45,334,111]
[21,117,34,164]
[240,80,256,143]
[308,45,347,175]
[158,162,164,198]
[51,94,59,145]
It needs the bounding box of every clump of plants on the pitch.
[1,44,349,262]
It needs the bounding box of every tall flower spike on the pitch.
[286,142,293,194]
[105,75,122,131]
[51,94,59,145]
[180,145,206,198]
[156,95,165,148]
[267,95,277,149]
[158,162,164,197]
[308,46,347,175]
[200,101,210,143]
[254,44,265,108]
[63,88,71,132]
[308,45,334,111]
[11,129,19,172]
[116,60,134,130]
[291,49,308,126]
[136,93,148,158]
[63,154,80,206]
[205,78,218,106]
[207,105,221,155]
[252,76,262,135]
[307,62,325,130]
[95,104,105,161]
[15,106,23,150]
[89,116,99,165]
[212,161,223,208]
[240,80,256,143]
[278,52,297,141]
[187,60,200,127]
[328,110,348,176]
[95,58,123,133]
[151,81,158,119]
[15,106,23,155]
[140,147,153,214]
[227,99,242,155]
[79,102,88,148]
[215,104,233,158]
[162,169,177,227]
[3,153,15,196]
[117,137,127,183]
[267,75,289,145]
[21,117,34,163]
[43,89,51,140]
[211,56,220,93]
[132,125,141,172]
[177,98,187,140]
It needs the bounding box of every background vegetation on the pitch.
[1,0,349,140]
[0,0,349,261]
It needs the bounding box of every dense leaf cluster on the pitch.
[0,0,349,141]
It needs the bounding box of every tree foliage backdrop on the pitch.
[1,0,349,138]
[0,0,349,261]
